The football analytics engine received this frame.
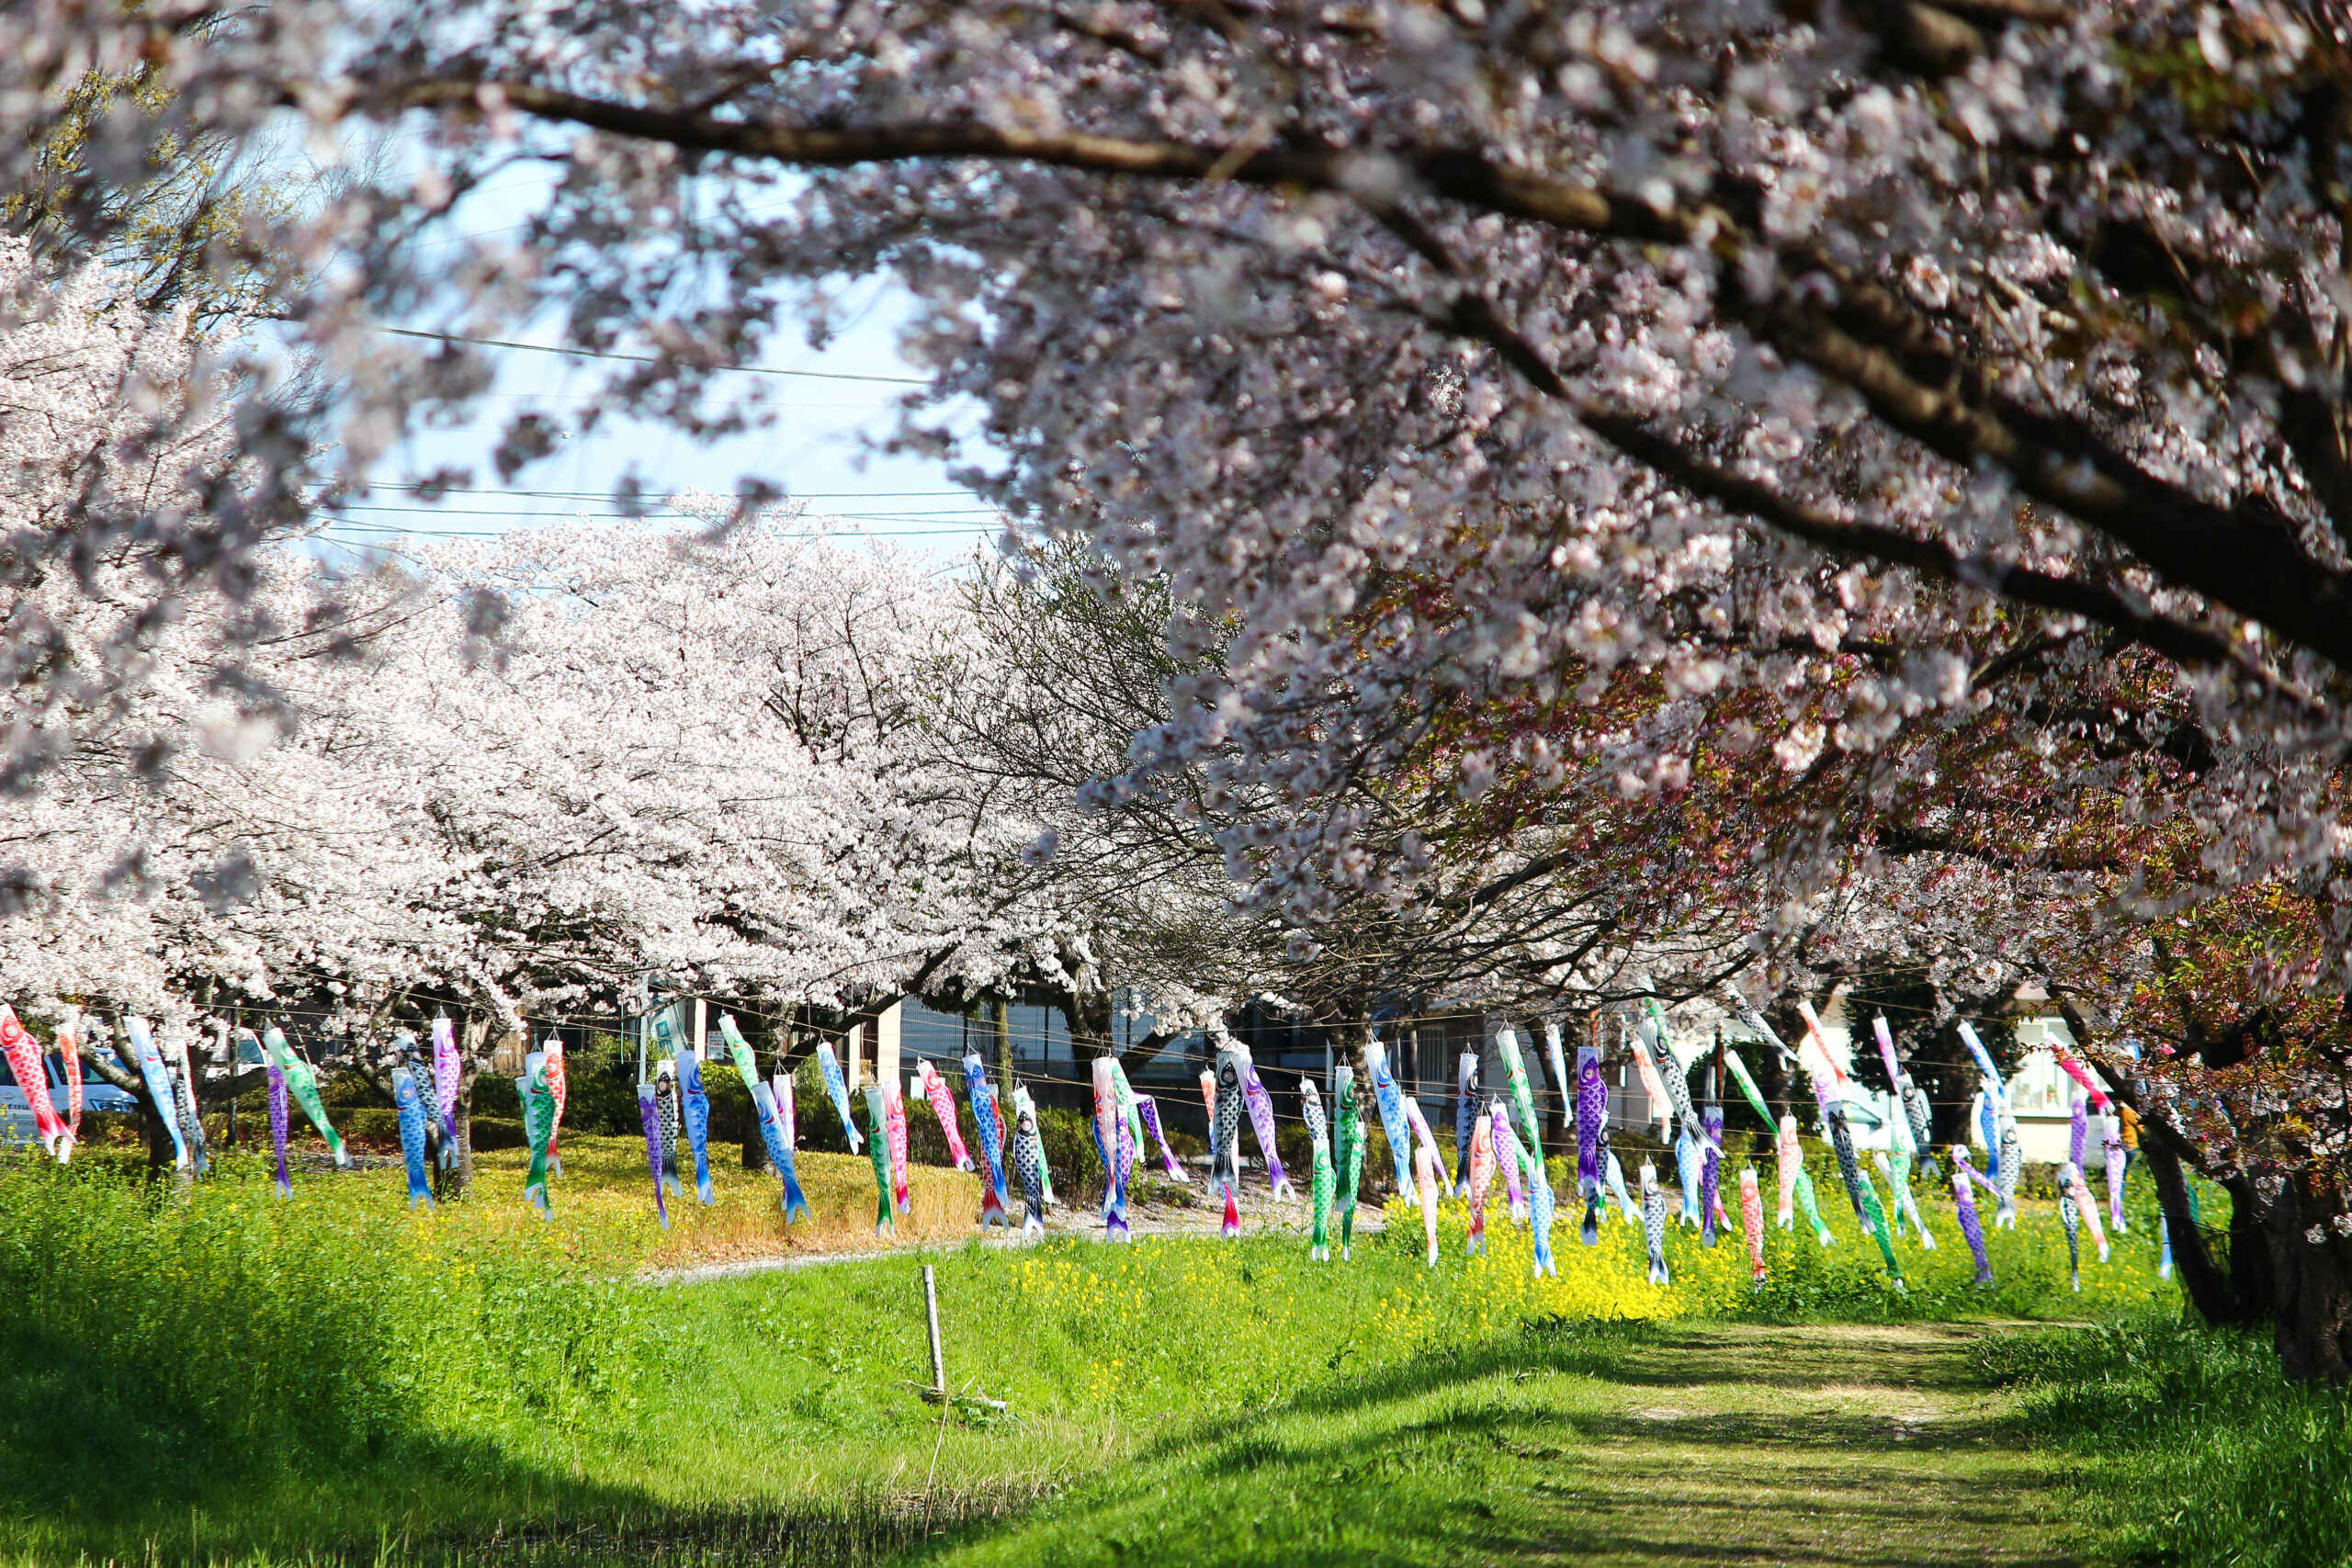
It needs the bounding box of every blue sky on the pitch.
[315,162,998,567]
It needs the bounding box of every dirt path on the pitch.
[921,1320,2098,1568]
[1517,1322,2087,1566]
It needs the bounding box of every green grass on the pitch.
[1983,1312,2352,1568]
[0,1136,2222,1566]
[913,1320,2086,1567]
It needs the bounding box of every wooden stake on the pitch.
[922,1264,946,1401]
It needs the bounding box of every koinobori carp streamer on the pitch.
[393,1063,434,1209]
[963,1052,1011,1228]
[0,1006,70,1161]
[1301,1078,1334,1261]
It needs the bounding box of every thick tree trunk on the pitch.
[2256,1175,2352,1382]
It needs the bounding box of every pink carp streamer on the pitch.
[916,1060,973,1172]
[1628,1023,1674,1143]
[0,1006,70,1161]
[1740,1168,1767,1284]
[1466,1112,1495,1256]
[543,1035,569,1179]
[1414,1145,1441,1268]
[2063,1160,2110,1263]
[2052,1045,2112,1111]
[884,1081,911,1214]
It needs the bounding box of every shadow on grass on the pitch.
[899,1318,2087,1568]
[0,1314,1026,1568]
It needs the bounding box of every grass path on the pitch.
[916,1321,2101,1568]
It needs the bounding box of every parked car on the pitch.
[0,1057,138,1147]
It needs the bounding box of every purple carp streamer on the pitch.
[432,1016,462,1158]
[2103,1114,2129,1232]
[963,1052,1011,1229]
[1493,1100,1527,1222]
[1334,1065,1364,1260]
[1013,1100,1047,1237]
[1642,1163,1670,1286]
[1950,1150,1995,1285]
[1740,1168,1766,1284]
[1139,1095,1188,1181]
[1302,1079,1335,1261]
[1701,1104,1724,1249]
[864,1086,894,1236]
[1576,1043,1605,1246]
[1454,1051,1479,1198]
[393,1064,434,1210]
[267,1061,290,1198]
[1238,1049,1292,1201]
[1414,1145,1441,1268]
[636,1084,669,1229]
[2069,1091,2089,1169]
[1466,1111,1495,1255]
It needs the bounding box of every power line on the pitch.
[364,323,931,385]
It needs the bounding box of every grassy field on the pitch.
[0,1132,2310,1567]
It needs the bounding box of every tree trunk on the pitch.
[2139,1130,2259,1325]
[991,997,1014,1107]
[2257,1175,2352,1382]
[1330,1012,1381,1197]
